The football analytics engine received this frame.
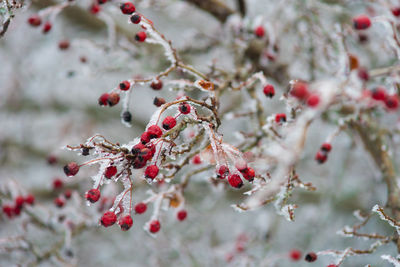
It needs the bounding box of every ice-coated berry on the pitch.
[64,162,79,177]
[134,202,147,214]
[101,211,117,227]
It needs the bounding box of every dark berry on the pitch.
[305,252,317,262]
[150,80,163,90]
[28,15,42,27]
[153,97,166,107]
[122,111,132,122]
[130,14,141,24]
[120,2,135,14]
[149,220,161,233]
[107,92,120,106]
[119,80,130,91]
[63,162,79,176]
[177,210,187,221]
[98,93,109,106]
[275,113,286,123]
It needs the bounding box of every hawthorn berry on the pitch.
[149,220,161,233]
[140,131,151,144]
[275,113,286,123]
[217,165,229,179]
[119,215,133,231]
[13,206,21,216]
[134,202,147,214]
[53,178,64,189]
[179,102,191,114]
[353,15,371,30]
[28,15,42,27]
[320,143,332,152]
[58,40,70,50]
[290,81,309,100]
[85,189,101,203]
[289,249,302,261]
[315,151,327,164]
[64,162,79,177]
[263,84,275,98]
[151,79,163,90]
[119,80,130,91]
[107,92,120,106]
[305,252,317,262]
[42,22,52,34]
[15,196,25,209]
[104,166,117,179]
[177,210,187,221]
[24,194,35,205]
[153,97,166,107]
[392,7,400,17]
[254,25,265,38]
[307,94,320,107]
[101,211,117,227]
[147,125,163,139]
[241,167,255,182]
[64,189,72,199]
[327,265,337,267]
[54,197,65,208]
[162,116,177,130]
[135,31,147,42]
[357,67,369,81]
[120,2,135,14]
[98,93,109,106]
[2,205,14,218]
[145,165,159,179]
[130,14,141,24]
[90,4,101,14]
[122,111,132,123]
[192,155,202,165]
[228,174,243,189]
[385,95,399,110]
[371,87,386,101]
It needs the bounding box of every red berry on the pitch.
[177,210,187,221]
[357,67,369,81]
[385,95,399,110]
[107,92,120,106]
[85,189,101,203]
[64,190,72,199]
[135,31,147,42]
[145,165,159,179]
[42,22,52,34]
[149,220,161,233]
[289,249,302,261]
[130,14,141,24]
[217,165,229,179]
[101,211,117,227]
[120,2,135,14]
[58,40,70,50]
[104,166,117,179]
[353,15,371,30]
[53,178,64,189]
[228,174,243,189]
[275,113,286,123]
[162,116,177,130]
[392,7,400,17]
[305,252,317,262]
[63,162,79,176]
[140,131,151,144]
[263,84,275,98]
[15,196,25,209]
[153,97,166,107]
[24,194,35,205]
[134,202,147,214]
[307,94,320,107]
[254,25,265,38]
[371,87,386,101]
[150,80,163,90]
[119,80,130,91]
[54,197,65,208]
[192,155,202,165]
[90,4,101,14]
[179,102,191,114]
[320,143,332,152]
[47,154,58,165]
[98,93,109,106]
[241,167,255,182]
[2,205,14,218]
[147,125,163,139]
[119,215,133,231]
[315,151,327,164]
[290,81,309,100]
[28,15,42,27]
[13,205,21,216]
[327,265,337,267]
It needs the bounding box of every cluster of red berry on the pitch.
[2,194,35,218]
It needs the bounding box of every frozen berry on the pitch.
[162,116,177,130]
[28,15,42,27]
[217,165,229,179]
[353,15,371,30]
[151,79,163,90]
[47,154,58,165]
[134,202,147,214]
[98,93,109,106]
[130,14,141,24]
[120,2,135,14]
[24,194,35,205]
[119,215,133,231]
[42,22,52,34]
[307,94,320,107]
[315,151,327,164]
[145,165,159,179]
[241,167,255,182]
[135,31,147,42]
[305,252,317,262]
[177,210,187,221]
[254,25,265,38]
[320,143,332,152]
[263,84,275,98]
[153,97,166,107]
[149,220,161,233]
[141,132,151,144]
[85,189,101,203]
[147,125,163,139]
[119,80,130,91]
[179,102,191,114]
[64,162,79,177]
[64,190,72,199]
[107,92,120,106]
[275,113,286,123]
[371,87,386,101]
[104,166,117,179]
[385,95,399,110]
[54,197,65,208]
[101,211,117,227]
[289,249,302,261]
[290,81,309,100]
[228,174,243,189]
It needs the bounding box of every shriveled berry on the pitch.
[120,2,135,14]
[24,194,35,205]
[315,151,327,164]
[151,80,163,90]
[58,40,70,50]
[192,155,202,165]
[119,215,133,231]
[305,252,317,262]
[179,102,191,114]
[147,125,163,139]
[119,80,130,91]
[307,94,320,107]
[15,196,25,209]
[42,22,52,34]
[54,197,65,208]
[385,95,399,110]
[122,111,132,123]
[217,165,229,179]
[82,147,90,156]
[241,167,255,182]
[289,249,302,261]
[140,132,151,144]
[371,87,386,101]
[107,92,120,106]
[101,211,117,227]
[28,15,42,27]
[275,113,286,123]
[320,143,332,152]
[353,15,371,30]
[63,162,79,176]
[263,84,275,98]
[145,165,159,179]
[135,31,147,42]
[130,14,141,24]
[149,220,161,233]
[254,25,265,38]
[134,202,147,214]
[104,166,117,179]
[153,97,166,107]
[162,116,176,130]
[290,81,309,100]
[177,210,187,221]
[98,93,109,106]
[85,189,101,203]
[357,67,369,81]
[53,178,64,189]
[228,174,243,189]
